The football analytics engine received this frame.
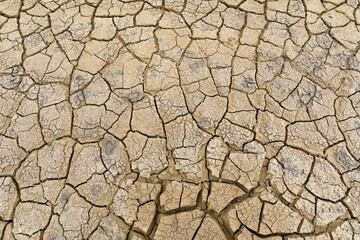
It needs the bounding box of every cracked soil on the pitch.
[0,0,360,239]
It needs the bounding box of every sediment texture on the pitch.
[0,0,360,239]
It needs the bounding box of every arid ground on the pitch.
[0,0,360,239]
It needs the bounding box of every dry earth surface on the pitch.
[1,0,360,239]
